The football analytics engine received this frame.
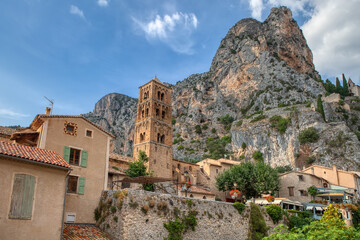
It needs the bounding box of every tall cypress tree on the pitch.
[335,77,342,95]
[317,95,325,121]
[342,74,349,96]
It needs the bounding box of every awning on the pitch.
[315,207,323,211]
[306,206,313,210]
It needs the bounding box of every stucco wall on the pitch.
[0,157,67,240]
[41,117,110,223]
[279,171,324,202]
[96,189,251,240]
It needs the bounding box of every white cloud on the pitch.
[132,12,198,54]
[302,0,360,83]
[97,0,109,7]
[70,5,85,19]
[249,0,264,20]
[0,109,29,119]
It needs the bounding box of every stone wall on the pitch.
[96,189,251,240]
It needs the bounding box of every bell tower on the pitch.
[133,77,173,178]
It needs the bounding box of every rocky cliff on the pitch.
[84,7,360,171]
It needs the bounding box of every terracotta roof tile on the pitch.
[62,224,112,240]
[0,126,16,136]
[0,141,70,169]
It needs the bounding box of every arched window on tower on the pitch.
[161,93,164,101]
[160,135,165,144]
[142,110,144,118]
[157,91,161,100]
[143,132,146,141]
[157,133,160,143]
[162,110,166,119]
[156,108,160,117]
[140,133,144,142]
[145,108,149,117]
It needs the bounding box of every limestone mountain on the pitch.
[84,7,360,171]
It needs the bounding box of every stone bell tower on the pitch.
[133,77,173,178]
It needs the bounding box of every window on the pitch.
[162,110,166,119]
[298,175,304,181]
[64,122,78,136]
[203,196,207,199]
[323,183,328,188]
[63,146,87,168]
[9,174,36,219]
[156,108,160,116]
[288,187,294,196]
[67,176,85,194]
[190,194,194,198]
[161,93,164,101]
[69,148,81,165]
[66,125,74,133]
[216,169,219,174]
[67,176,78,193]
[299,190,308,196]
[157,91,161,99]
[86,130,92,137]
[160,135,165,144]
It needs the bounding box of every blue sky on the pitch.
[1,0,359,126]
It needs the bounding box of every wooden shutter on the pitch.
[78,177,85,195]
[9,174,36,219]
[63,146,70,163]
[80,150,88,168]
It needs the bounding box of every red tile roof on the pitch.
[0,126,16,136]
[63,224,113,240]
[0,141,70,169]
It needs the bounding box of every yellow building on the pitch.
[11,108,114,223]
[0,141,70,240]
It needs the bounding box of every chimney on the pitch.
[45,107,51,115]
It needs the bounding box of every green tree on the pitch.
[216,162,279,199]
[342,73,349,97]
[252,151,263,163]
[324,79,336,94]
[307,185,317,200]
[125,150,154,191]
[336,77,342,94]
[316,95,326,121]
[299,127,319,144]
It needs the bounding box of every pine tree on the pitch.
[342,74,349,96]
[324,79,336,94]
[317,95,325,121]
[335,77,342,95]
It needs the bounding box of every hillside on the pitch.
[84,7,360,170]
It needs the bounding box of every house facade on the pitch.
[0,141,70,240]
[302,165,360,201]
[278,171,328,202]
[11,109,114,224]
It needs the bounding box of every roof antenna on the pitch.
[44,96,54,113]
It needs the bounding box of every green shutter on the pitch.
[78,177,85,195]
[63,146,70,163]
[80,150,88,168]
[21,175,35,219]
[9,174,35,219]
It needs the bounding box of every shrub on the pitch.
[111,206,117,213]
[163,218,185,240]
[113,216,118,222]
[194,125,202,134]
[305,101,312,107]
[177,145,184,150]
[218,114,234,130]
[249,203,268,240]
[233,202,245,214]
[252,151,263,163]
[221,135,231,144]
[172,118,176,125]
[306,156,316,164]
[94,207,101,222]
[355,131,360,141]
[211,128,216,133]
[289,211,314,230]
[239,154,245,159]
[266,204,283,224]
[250,114,267,123]
[299,127,319,144]
[141,204,149,214]
[269,115,291,134]
[275,165,292,173]
[236,120,243,126]
[241,142,247,150]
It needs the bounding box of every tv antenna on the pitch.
[44,96,54,112]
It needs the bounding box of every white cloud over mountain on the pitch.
[132,12,198,54]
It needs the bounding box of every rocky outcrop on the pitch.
[83,93,137,156]
[84,7,360,171]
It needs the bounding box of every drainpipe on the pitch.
[60,170,71,240]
